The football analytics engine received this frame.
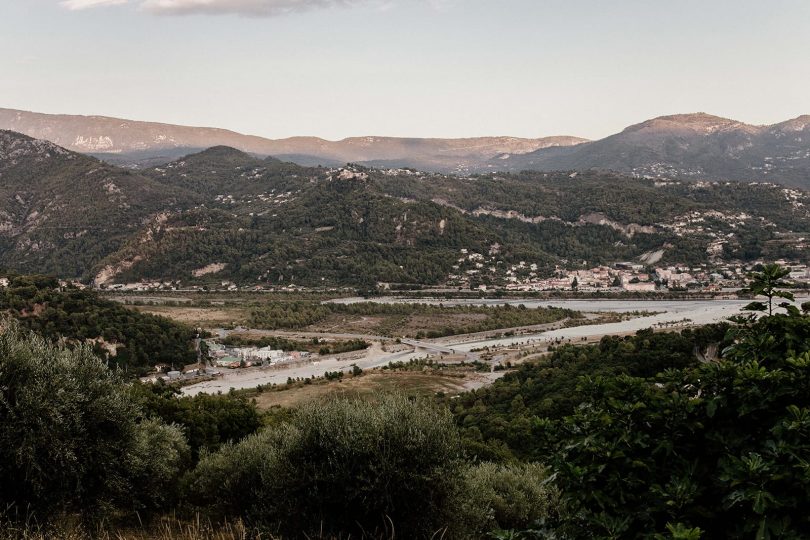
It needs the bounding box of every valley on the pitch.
[6,2,810,537]
[124,291,772,398]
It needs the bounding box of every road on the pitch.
[182,343,424,396]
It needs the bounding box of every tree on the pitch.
[0,322,188,520]
[742,263,794,316]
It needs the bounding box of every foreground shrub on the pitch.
[0,323,188,520]
[125,418,191,513]
[454,462,558,537]
[185,394,466,538]
[132,382,262,459]
[553,312,810,538]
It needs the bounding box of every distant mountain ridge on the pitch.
[4,107,810,186]
[0,108,585,173]
[492,112,810,189]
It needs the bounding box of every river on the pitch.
[183,297,805,395]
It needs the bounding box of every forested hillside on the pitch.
[0,130,194,279]
[0,273,196,373]
[1,132,809,287]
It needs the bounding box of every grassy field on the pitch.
[241,370,478,410]
[304,311,490,336]
[131,305,246,328]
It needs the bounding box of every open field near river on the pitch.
[113,292,578,337]
[243,369,490,410]
[115,292,810,398]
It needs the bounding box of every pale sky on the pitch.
[2,0,809,140]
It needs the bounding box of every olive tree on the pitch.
[0,323,188,520]
[185,394,466,538]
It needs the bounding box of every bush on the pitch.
[0,323,138,517]
[124,419,191,514]
[132,382,262,459]
[184,394,465,538]
[454,462,558,537]
[552,312,810,538]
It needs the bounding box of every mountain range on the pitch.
[1,129,808,287]
[3,108,810,188]
[0,107,584,173]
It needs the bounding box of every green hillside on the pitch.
[0,130,194,279]
[1,132,808,287]
[0,273,196,374]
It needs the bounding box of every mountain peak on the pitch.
[771,115,810,132]
[625,113,751,135]
[194,145,251,159]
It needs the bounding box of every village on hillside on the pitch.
[94,256,810,294]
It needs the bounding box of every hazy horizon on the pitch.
[2,0,810,140]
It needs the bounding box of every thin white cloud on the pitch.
[140,0,372,17]
[61,0,128,10]
[59,0,451,17]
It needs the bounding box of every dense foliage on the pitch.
[184,394,558,539]
[454,325,730,461]
[452,281,810,537]
[185,395,463,537]
[0,324,189,519]
[132,383,262,459]
[550,310,810,538]
[0,274,196,373]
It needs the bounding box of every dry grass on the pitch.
[0,517,403,540]
[251,371,473,410]
[0,517,259,540]
[133,306,247,328]
[304,312,491,337]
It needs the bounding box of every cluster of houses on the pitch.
[142,362,221,384]
[207,341,311,369]
[518,262,809,293]
[140,340,315,384]
[448,247,810,293]
[104,281,182,292]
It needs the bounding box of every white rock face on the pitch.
[73,135,115,151]
[192,263,228,278]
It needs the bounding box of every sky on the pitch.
[2,0,810,140]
